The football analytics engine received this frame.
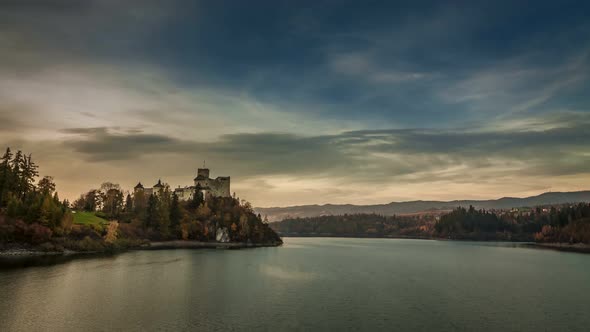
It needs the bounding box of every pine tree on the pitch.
[0,147,13,207]
[10,150,23,199]
[38,176,56,195]
[125,194,133,212]
[189,186,204,209]
[170,192,181,230]
[145,194,158,229]
[156,192,171,236]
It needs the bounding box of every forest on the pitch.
[271,204,590,244]
[271,213,436,238]
[434,204,590,242]
[0,147,281,253]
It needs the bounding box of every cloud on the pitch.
[56,111,590,183]
[329,51,430,84]
[59,127,192,161]
[439,50,590,115]
[1,1,590,206]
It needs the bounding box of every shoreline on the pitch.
[2,239,589,259]
[0,240,283,258]
[524,242,590,254]
[144,240,283,250]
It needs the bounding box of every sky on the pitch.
[1,0,590,207]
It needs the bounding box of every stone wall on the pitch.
[192,178,230,198]
[139,169,230,202]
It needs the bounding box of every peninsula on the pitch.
[0,147,282,256]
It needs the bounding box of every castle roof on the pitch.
[153,179,164,188]
[134,182,144,189]
[194,175,208,181]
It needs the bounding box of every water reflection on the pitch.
[0,252,118,270]
[0,239,589,331]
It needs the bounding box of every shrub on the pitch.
[28,223,53,244]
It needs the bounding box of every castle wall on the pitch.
[174,187,195,201]
[138,169,230,202]
[208,177,231,197]
[193,177,230,198]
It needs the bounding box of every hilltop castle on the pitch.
[134,168,231,201]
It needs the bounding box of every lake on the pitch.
[1,238,589,331]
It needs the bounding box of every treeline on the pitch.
[434,206,535,240]
[0,147,281,252]
[74,183,281,244]
[433,204,590,242]
[271,203,590,244]
[0,148,72,246]
[271,213,435,238]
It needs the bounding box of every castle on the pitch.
[134,168,231,201]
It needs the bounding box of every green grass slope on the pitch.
[72,211,108,226]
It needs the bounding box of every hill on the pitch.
[72,211,108,226]
[256,191,590,221]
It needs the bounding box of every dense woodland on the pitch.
[435,204,590,242]
[272,204,590,244]
[0,147,281,252]
[271,213,435,238]
[73,182,281,244]
[0,148,71,249]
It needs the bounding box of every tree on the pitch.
[124,194,133,212]
[145,194,158,229]
[170,192,182,230]
[10,150,23,199]
[38,176,56,195]
[239,213,250,239]
[189,187,204,209]
[102,187,124,220]
[0,147,14,207]
[155,189,171,236]
[23,154,39,194]
[133,190,148,223]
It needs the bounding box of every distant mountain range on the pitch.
[256,191,590,222]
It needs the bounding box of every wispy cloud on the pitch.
[1,1,590,206]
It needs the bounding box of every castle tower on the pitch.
[134,182,144,194]
[197,168,210,179]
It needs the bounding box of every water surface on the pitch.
[1,238,589,331]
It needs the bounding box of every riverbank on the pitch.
[0,239,283,258]
[526,242,590,254]
[145,240,283,250]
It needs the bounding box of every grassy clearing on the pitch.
[72,211,108,226]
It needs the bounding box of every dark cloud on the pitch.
[2,1,590,204]
[61,127,191,160]
[0,0,89,11]
[2,1,588,128]
[58,114,590,181]
[0,105,36,132]
[0,112,22,131]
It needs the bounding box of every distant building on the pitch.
[134,168,230,202]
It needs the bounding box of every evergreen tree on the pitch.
[133,190,147,223]
[125,194,133,212]
[10,150,23,199]
[0,147,13,207]
[156,191,171,236]
[38,176,56,195]
[23,154,39,196]
[170,192,181,230]
[145,194,158,229]
[189,186,204,209]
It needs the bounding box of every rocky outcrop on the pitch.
[216,227,230,243]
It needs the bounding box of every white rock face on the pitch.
[216,227,230,243]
